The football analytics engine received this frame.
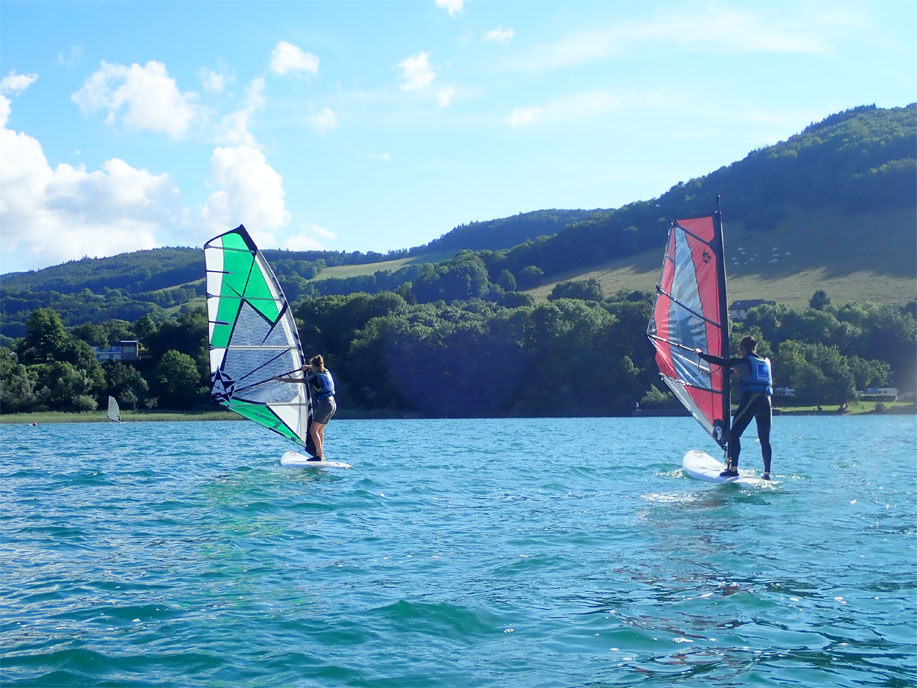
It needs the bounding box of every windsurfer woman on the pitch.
[276,355,336,461]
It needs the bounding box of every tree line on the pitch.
[1,287,912,416]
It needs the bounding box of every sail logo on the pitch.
[713,421,726,444]
[211,369,236,401]
[702,249,712,263]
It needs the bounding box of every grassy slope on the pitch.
[284,206,915,309]
[528,207,917,307]
[306,250,456,282]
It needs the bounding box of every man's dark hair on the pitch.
[740,335,757,353]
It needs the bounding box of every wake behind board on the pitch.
[682,449,770,486]
[281,451,351,469]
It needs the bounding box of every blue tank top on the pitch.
[739,355,773,395]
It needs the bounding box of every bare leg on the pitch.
[310,421,327,458]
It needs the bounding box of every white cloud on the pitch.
[310,107,338,134]
[201,145,290,238]
[71,60,197,139]
[504,4,864,72]
[437,87,456,107]
[0,95,10,128]
[284,223,336,251]
[57,46,83,67]
[0,79,299,272]
[435,0,464,18]
[482,26,514,45]
[508,90,621,127]
[214,77,265,147]
[398,52,435,91]
[199,66,229,93]
[215,110,256,147]
[508,107,540,127]
[0,111,188,273]
[1,71,38,95]
[269,41,320,77]
[244,76,266,111]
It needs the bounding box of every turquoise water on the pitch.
[2,415,915,687]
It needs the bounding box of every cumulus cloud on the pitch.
[1,71,38,96]
[398,52,435,91]
[0,95,10,128]
[214,77,266,146]
[309,107,338,134]
[435,0,464,18]
[269,41,320,77]
[0,110,187,272]
[201,145,290,239]
[483,26,514,45]
[71,60,197,139]
[284,223,336,251]
[0,75,298,272]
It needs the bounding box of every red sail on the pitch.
[646,204,730,448]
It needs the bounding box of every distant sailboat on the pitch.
[107,396,122,423]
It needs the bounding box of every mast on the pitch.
[712,195,731,440]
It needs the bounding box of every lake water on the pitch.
[1,415,915,687]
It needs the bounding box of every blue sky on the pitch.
[1,0,914,274]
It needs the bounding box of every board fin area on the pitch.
[682,449,771,486]
[280,451,351,469]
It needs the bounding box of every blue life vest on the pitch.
[739,355,773,395]
[312,370,335,398]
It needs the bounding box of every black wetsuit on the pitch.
[699,353,772,473]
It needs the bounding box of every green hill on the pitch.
[1,104,914,340]
[529,206,916,309]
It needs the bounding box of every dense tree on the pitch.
[152,350,203,408]
[35,361,99,411]
[495,269,517,292]
[1,290,914,417]
[0,348,39,412]
[103,361,153,410]
[548,279,604,302]
[809,289,831,310]
[517,265,544,289]
[20,308,69,364]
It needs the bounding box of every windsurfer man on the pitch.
[276,355,337,461]
[696,336,773,480]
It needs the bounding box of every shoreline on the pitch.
[2,402,913,425]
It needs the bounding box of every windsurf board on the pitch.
[281,451,351,469]
[682,449,770,486]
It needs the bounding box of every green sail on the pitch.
[204,225,314,453]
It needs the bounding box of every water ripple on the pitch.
[1,416,915,686]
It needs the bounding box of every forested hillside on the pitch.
[1,105,915,417]
[2,104,913,342]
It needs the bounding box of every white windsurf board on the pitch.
[281,451,351,469]
[682,449,770,486]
